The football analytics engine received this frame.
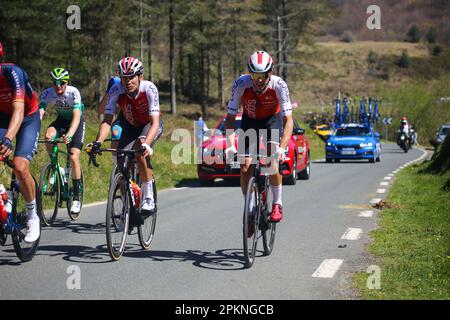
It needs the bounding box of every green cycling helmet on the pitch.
[51,67,70,84]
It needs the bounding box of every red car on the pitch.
[197,113,311,186]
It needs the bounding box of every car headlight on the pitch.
[327,142,334,146]
[360,142,373,147]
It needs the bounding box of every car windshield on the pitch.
[439,127,450,135]
[215,119,241,135]
[335,127,371,136]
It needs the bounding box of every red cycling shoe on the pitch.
[270,203,283,222]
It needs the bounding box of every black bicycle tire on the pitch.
[243,176,260,268]
[105,172,129,261]
[38,163,59,226]
[138,177,157,250]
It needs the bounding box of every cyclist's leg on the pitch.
[13,111,41,241]
[238,114,258,196]
[136,121,162,197]
[69,118,85,203]
[45,118,60,155]
[13,111,40,203]
[111,112,124,165]
[116,120,139,174]
[265,113,284,222]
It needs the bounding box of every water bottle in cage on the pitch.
[130,180,141,208]
[0,184,12,224]
[59,167,67,184]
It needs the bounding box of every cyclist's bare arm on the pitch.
[97,94,108,115]
[225,113,236,152]
[5,101,24,142]
[280,114,293,150]
[66,109,81,138]
[143,114,160,147]
[95,114,114,143]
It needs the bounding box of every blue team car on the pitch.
[325,123,381,163]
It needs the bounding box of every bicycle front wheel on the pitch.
[243,176,260,268]
[138,177,157,250]
[261,183,276,256]
[106,172,129,261]
[38,163,60,226]
[12,177,41,262]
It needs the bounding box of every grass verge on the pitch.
[354,163,450,299]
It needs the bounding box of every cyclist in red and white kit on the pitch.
[225,51,294,223]
[88,57,163,215]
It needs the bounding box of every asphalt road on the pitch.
[0,143,427,300]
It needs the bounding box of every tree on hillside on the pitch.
[425,27,437,44]
[260,0,332,82]
[405,25,421,43]
[397,50,411,68]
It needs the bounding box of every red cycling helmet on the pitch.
[0,42,4,58]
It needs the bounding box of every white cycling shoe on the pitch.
[71,201,81,214]
[24,216,40,243]
[141,197,155,213]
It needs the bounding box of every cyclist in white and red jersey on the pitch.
[88,57,163,215]
[225,51,294,224]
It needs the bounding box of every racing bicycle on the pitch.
[38,138,84,225]
[87,146,157,261]
[242,154,286,268]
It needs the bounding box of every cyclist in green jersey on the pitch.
[39,68,85,215]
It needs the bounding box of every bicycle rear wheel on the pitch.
[12,177,41,262]
[138,177,157,250]
[38,163,60,226]
[67,169,84,221]
[243,176,260,268]
[261,182,276,256]
[106,172,129,261]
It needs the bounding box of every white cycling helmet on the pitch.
[117,57,144,77]
[247,51,274,73]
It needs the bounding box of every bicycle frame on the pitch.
[1,171,24,235]
[39,140,72,201]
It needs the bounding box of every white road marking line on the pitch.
[312,259,344,278]
[370,198,382,205]
[388,174,394,177]
[359,210,374,218]
[380,182,389,186]
[341,228,363,240]
[170,187,187,191]
[377,188,386,194]
[384,176,392,180]
[83,201,107,208]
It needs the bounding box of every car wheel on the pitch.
[326,158,333,163]
[298,153,310,180]
[334,158,340,163]
[284,155,297,185]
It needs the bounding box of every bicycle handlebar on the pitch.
[0,156,14,168]
[86,147,150,169]
[38,139,66,145]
